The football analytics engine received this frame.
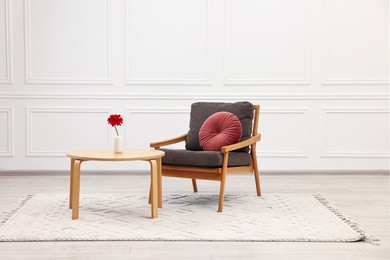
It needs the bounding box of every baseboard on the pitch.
[0,170,388,176]
[260,170,389,175]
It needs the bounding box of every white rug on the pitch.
[0,193,375,243]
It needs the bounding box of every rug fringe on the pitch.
[313,194,379,245]
[0,195,34,229]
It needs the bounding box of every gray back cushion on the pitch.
[185,101,254,152]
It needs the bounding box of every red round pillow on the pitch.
[199,112,242,151]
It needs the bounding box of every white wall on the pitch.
[0,0,389,171]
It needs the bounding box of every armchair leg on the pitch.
[254,166,261,196]
[218,152,229,212]
[192,179,198,192]
[218,176,227,212]
[251,144,261,196]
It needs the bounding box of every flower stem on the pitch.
[114,126,119,136]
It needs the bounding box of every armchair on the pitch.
[150,102,261,212]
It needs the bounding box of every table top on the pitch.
[66,149,165,161]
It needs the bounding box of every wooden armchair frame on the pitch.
[150,105,261,212]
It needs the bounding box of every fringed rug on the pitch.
[0,193,376,243]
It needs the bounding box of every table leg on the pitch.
[69,158,75,209]
[157,157,162,208]
[149,159,158,218]
[148,182,152,205]
[72,160,82,220]
[148,158,162,208]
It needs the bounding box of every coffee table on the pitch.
[66,149,165,219]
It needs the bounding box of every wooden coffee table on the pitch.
[66,149,165,219]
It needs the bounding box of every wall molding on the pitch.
[0,92,388,100]
[126,107,190,114]
[223,0,311,86]
[0,106,14,156]
[322,79,390,86]
[321,0,389,86]
[259,108,309,158]
[321,107,390,158]
[0,0,12,84]
[23,0,112,85]
[125,107,190,147]
[26,106,112,157]
[125,0,213,86]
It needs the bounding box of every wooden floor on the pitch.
[0,172,389,260]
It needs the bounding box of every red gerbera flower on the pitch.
[107,114,123,136]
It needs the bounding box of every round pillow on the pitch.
[199,112,242,151]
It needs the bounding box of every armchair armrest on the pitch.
[150,134,188,148]
[221,134,261,153]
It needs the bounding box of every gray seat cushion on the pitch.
[159,149,252,168]
[185,102,253,152]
